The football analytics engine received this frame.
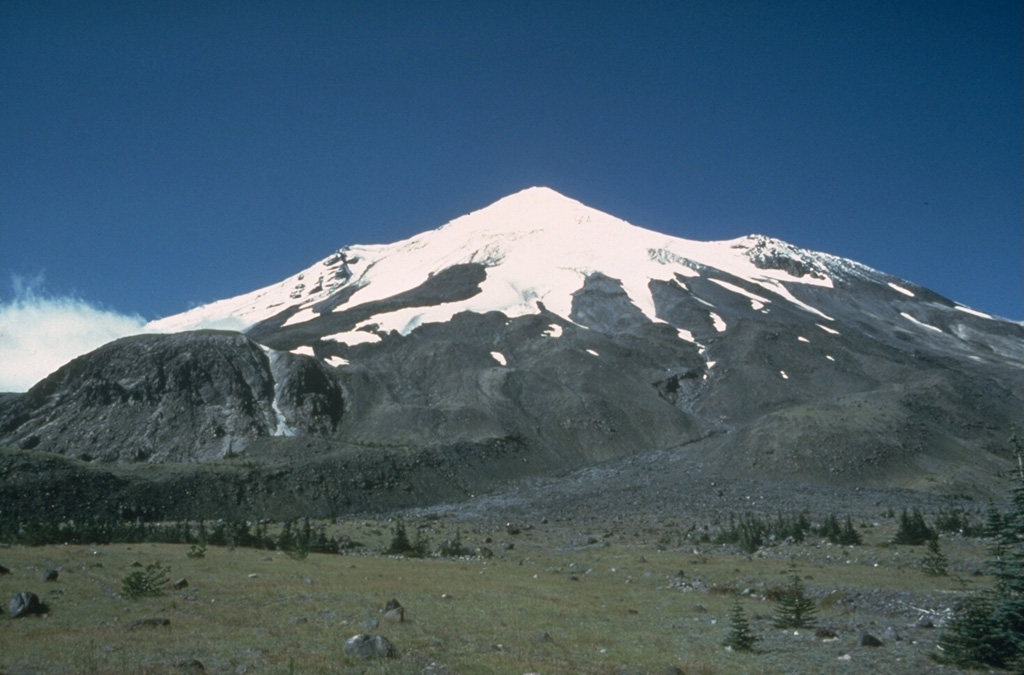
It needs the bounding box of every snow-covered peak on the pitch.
[145,188,872,338]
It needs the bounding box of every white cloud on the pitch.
[0,277,147,392]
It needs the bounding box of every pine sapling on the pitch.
[724,596,759,651]
[773,567,817,629]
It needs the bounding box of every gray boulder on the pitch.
[40,569,58,582]
[343,633,397,659]
[7,591,43,618]
[859,632,883,647]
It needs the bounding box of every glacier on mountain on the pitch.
[145,187,851,342]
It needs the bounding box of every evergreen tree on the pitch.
[938,431,1024,669]
[385,518,414,555]
[838,515,862,546]
[893,508,937,545]
[723,597,759,651]
[818,513,841,543]
[773,567,817,629]
[921,538,948,576]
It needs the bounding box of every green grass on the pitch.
[0,517,1001,674]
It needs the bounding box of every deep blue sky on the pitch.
[2,0,1021,322]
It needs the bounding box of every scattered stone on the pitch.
[337,535,356,551]
[668,576,706,591]
[174,658,205,671]
[384,598,403,612]
[343,633,397,659]
[7,591,43,618]
[664,668,685,675]
[837,654,852,661]
[440,593,453,600]
[172,578,189,590]
[476,547,494,558]
[39,569,58,582]
[421,662,452,675]
[127,618,171,630]
[881,626,901,642]
[384,606,404,623]
[0,564,10,575]
[915,615,935,629]
[815,627,838,639]
[859,632,883,647]
[693,604,707,614]
[533,631,553,643]
[289,616,309,625]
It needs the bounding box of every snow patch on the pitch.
[290,346,315,357]
[798,336,809,343]
[677,328,696,343]
[826,355,835,362]
[888,282,915,297]
[756,279,834,320]
[900,312,943,333]
[709,278,771,306]
[709,312,727,332]
[954,305,992,319]
[780,371,789,379]
[817,323,840,335]
[586,349,599,357]
[543,324,563,338]
[490,351,507,366]
[283,307,318,327]
[324,355,348,367]
[323,330,382,346]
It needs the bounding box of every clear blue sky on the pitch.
[2,0,1021,324]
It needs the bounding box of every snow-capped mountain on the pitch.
[146,187,1003,351]
[2,188,1021,520]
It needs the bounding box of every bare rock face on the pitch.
[343,633,397,659]
[267,351,344,435]
[0,331,343,462]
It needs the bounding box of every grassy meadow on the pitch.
[0,515,1000,674]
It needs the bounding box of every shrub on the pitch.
[121,562,170,599]
[438,528,471,557]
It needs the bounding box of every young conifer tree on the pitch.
[938,432,1024,669]
[773,566,817,629]
[724,596,759,651]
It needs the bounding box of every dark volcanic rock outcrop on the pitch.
[0,331,343,462]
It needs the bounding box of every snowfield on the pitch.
[144,187,1004,352]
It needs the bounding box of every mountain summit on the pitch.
[2,188,1021,520]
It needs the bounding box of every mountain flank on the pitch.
[1,188,1021,520]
